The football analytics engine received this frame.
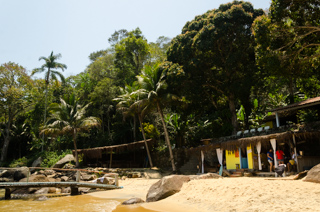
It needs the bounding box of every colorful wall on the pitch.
[226,149,240,170]
[225,145,254,170]
[247,145,254,169]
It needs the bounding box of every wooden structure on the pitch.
[0,181,122,199]
[269,96,320,127]
[74,139,155,168]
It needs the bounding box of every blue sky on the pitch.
[0,0,271,78]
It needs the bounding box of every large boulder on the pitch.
[146,175,190,202]
[122,198,145,205]
[0,169,15,178]
[53,154,75,168]
[304,164,320,183]
[13,167,29,181]
[30,157,42,172]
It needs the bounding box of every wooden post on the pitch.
[115,174,119,186]
[70,187,79,195]
[292,134,300,172]
[76,170,80,182]
[109,149,113,168]
[5,188,11,200]
[27,168,30,183]
[275,112,280,127]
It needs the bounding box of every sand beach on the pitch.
[88,176,320,212]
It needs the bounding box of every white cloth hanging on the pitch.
[270,139,278,168]
[216,148,224,176]
[256,142,262,170]
[216,148,223,166]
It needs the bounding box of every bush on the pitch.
[9,157,28,168]
[40,150,72,168]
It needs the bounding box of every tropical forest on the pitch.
[1,0,320,171]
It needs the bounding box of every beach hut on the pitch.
[73,139,155,168]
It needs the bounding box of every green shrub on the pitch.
[9,157,28,168]
[40,150,72,168]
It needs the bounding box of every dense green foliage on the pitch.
[1,1,319,169]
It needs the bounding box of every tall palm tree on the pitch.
[41,94,101,167]
[32,51,67,151]
[137,64,177,172]
[114,84,154,168]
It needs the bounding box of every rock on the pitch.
[293,170,308,180]
[0,177,13,182]
[53,154,75,169]
[38,170,45,175]
[33,195,48,201]
[81,172,96,181]
[30,157,42,172]
[128,172,141,178]
[304,164,320,183]
[63,163,75,169]
[48,187,56,193]
[35,188,49,194]
[44,169,55,176]
[0,169,15,178]
[244,172,253,177]
[61,176,69,182]
[61,187,71,193]
[222,169,231,177]
[143,170,162,179]
[95,177,115,185]
[146,175,190,202]
[122,198,145,205]
[19,174,49,182]
[79,187,91,194]
[189,173,222,180]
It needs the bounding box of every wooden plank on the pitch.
[0,182,122,189]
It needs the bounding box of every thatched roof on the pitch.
[73,139,154,159]
[270,96,320,113]
[220,130,320,151]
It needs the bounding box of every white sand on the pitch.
[88,177,320,212]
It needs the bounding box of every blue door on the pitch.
[241,158,248,169]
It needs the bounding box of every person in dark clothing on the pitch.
[267,149,274,172]
[275,164,286,177]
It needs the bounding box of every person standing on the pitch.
[276,148,285,164]
[267,149,274,172]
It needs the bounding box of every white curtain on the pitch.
[256,142,262,170]
[270,139,278,168]
[201,151,204,174]
[216,148,223,165]
[216,148,224,175]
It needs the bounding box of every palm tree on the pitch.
[136,64,177,172]
[114,84,154,168]
[32,51,67,151]
[41,94,101,167]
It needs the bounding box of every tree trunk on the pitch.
[1,115,12,161]
[156,102,176,172]
[42,68,51,152]
[133,115,137,142]
[73,129,79,168]
[288,76,295,104]
[1,128,11,161]
[228,93,238,135]
[138,114,153,168]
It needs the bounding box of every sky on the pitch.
[0,0,271,78]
